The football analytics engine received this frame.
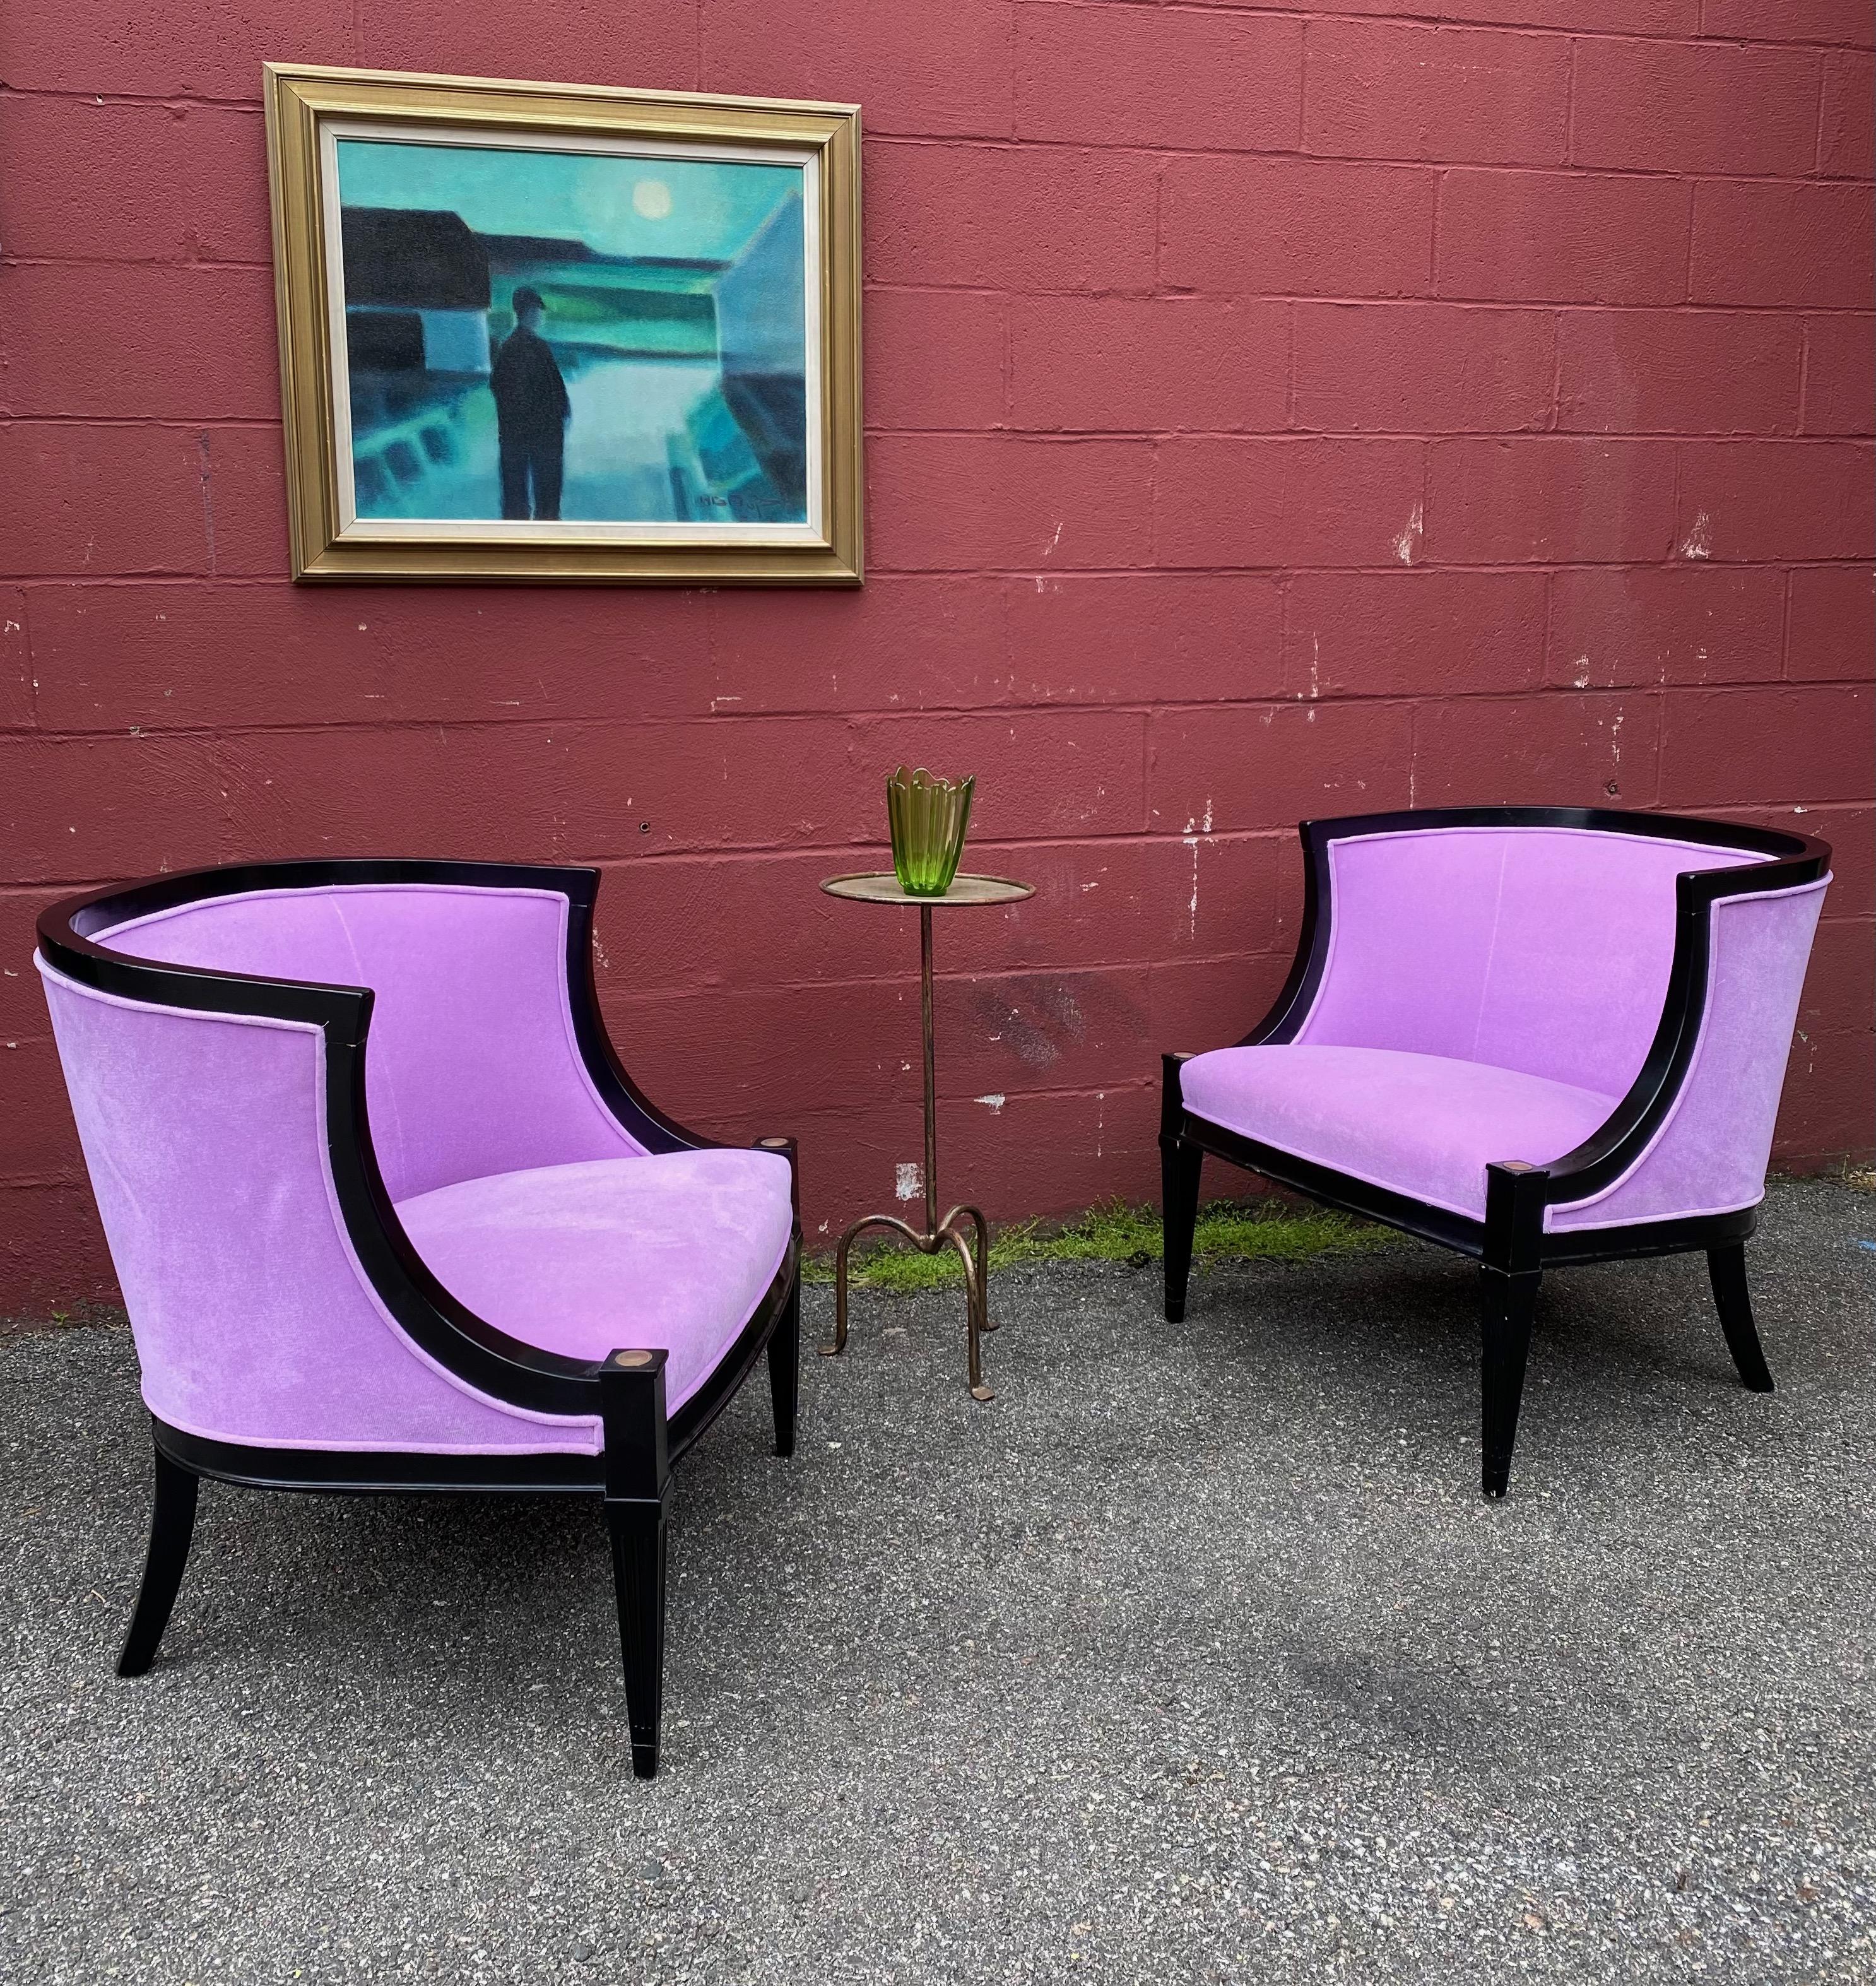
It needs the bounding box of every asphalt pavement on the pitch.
[3,1179,1872,1985]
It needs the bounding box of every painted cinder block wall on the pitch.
[1,0,1872,1306]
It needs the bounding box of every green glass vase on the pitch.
[887,765,976,897]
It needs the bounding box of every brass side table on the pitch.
[818,872,1034,1401]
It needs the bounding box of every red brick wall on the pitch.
[3,1,1872,1306]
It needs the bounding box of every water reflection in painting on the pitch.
[334,139,810,526]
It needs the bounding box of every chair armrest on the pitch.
[562,869,743,1157]
[1541,861,1831,1216]
[1238,819,1342,1046]
[322,1024,610,1416]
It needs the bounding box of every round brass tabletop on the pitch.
[820,872,1034,907]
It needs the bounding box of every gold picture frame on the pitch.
[263,63,863,584]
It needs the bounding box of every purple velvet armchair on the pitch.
[36,859,801,1777]
[1160,807,1831,1499]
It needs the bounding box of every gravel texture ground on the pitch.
[3,1178,1873,1986]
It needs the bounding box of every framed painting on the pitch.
[263,64,862,583]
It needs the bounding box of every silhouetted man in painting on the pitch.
[491,287,570,520]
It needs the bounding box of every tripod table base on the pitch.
[821,1202,997,1398]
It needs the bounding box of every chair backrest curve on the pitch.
[34,957,599,1454]
[1294,824,1771,1099]
[98,881,644,1202]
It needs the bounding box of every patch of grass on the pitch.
[1188,1199,1395,1264]
[802,1197,1393,1293]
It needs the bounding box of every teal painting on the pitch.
[333,138,810,526]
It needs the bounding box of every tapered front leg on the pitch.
[601,1349,671,1779]
[1707,1243,1774,1393]
[1160,1053,1201,1325]
[1479,1265,1540,1501]
[117,1436,199,1678]
[1480,1161,1548,1501]
[767,1270,801,1458]
[605,1495,668,1780]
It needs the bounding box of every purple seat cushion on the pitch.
[1181,1046,1620,1222]
[395,1149,794,1414]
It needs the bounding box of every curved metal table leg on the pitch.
[944,1203,994,1335]
[825,1212,927,1357]
[940,1221,993,1402]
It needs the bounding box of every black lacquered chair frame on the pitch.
[39,858,802,1777]
[1159,806,1832,1499]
